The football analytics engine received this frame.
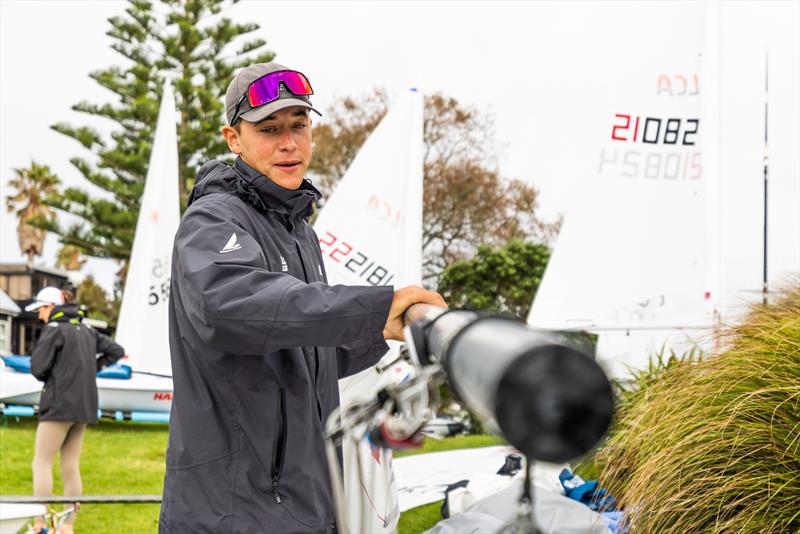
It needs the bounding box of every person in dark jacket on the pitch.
[27,286,125,533]
[159,62,446,534]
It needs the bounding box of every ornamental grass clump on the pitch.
[596,284,800,533]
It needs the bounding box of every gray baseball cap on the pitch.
[225,62,321,125]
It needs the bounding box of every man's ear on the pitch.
[221,124,241,154]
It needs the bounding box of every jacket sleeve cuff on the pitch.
[336,332,391,379]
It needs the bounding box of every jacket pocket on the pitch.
[162,450,236,533]
[39,379,55,412]
[271,387,288,504]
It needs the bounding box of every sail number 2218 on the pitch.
[319,231,395,286]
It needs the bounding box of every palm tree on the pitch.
[5,162,60,263]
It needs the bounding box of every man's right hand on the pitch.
[383,286,447,341]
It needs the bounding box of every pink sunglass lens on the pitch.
[247,71,313,107]
[280,72,312,95]
[248,80,278,107]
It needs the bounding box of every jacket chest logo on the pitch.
[280,256,288,272]
[220,233,242,254]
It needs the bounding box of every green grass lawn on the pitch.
[0,416,503,533]
[0,417,167,532]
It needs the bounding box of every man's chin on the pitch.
[270,173,304,190]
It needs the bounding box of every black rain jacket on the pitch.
[30,304,125,424]
[159,158,393,534]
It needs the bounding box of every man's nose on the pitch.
[278,128,297,151]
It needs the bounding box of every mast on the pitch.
[703,0,723,345]
[762,51,769,306]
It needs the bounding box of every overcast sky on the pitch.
[1,1,797,293]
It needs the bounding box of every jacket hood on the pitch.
[48,304,83,324]
[189,158,321,222]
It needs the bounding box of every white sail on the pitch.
[527,1,800,378]
[527,4,714,377]
[115,81,180,374]
[313,88,424,534]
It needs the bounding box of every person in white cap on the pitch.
[26,286,125,534]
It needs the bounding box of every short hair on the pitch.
[61,284,76,304]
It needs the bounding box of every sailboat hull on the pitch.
[97,374,173,412]
[0,361,173,414]
[0,503,47,534]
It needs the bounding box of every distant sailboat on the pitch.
[314,88,424,534]
[94,79,180,414]
[1,81,179,416]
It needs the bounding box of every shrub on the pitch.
[596,284,800,532]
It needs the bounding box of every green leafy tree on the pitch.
[76,275,120,328]
[308,92,560,285]
[437,240,550,321]
[4,162,60,262]
[436,239,551,434]
[37,0,273,278]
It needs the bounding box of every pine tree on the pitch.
[38,0,273,276]
[76,275,119,327]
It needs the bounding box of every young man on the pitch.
[159,63,445,533]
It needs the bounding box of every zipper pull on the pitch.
[272,476,282,504]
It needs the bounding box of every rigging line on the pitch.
[131,370,173,379]
[354,435,388,525]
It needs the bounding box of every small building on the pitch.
[0,263,117,354]
[0,288,21,354]
[0,263,72,354]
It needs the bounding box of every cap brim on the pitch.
[25,301,45,312]
[239,98,322,123]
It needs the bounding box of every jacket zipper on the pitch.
[293,238,325,422]
[314,348,323,421]
[270,387,287,504]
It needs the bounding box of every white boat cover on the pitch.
[393,446,565,512]
[426,479,612,534]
